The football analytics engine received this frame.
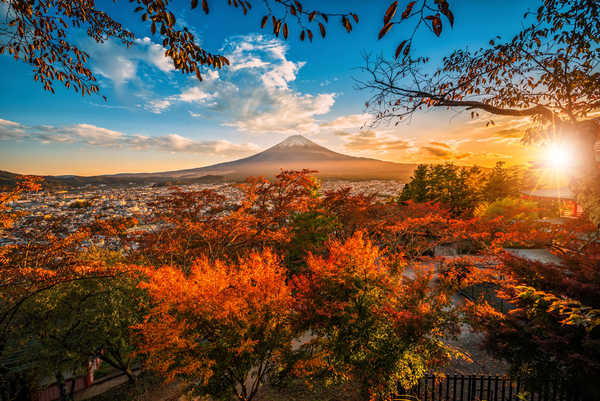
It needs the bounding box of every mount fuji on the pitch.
[115,135,417,181]
[1,135,417,186]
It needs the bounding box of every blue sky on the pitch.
[0,1,542,175]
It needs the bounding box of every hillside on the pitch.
[108,135,416,181]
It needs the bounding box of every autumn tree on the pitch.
[424,202,600,398]
[0,0,362,96]
[0,175,41,232]
[293,231,461,400]
[1,0,467,97]
[320,187,395,242]
[461,218,600,399]
[135,170,318,269]
[135,250,297,401]
[364,0,600,221]
[1,179,141,400]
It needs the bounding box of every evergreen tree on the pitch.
[483,162,520,202]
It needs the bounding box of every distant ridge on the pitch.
[1,135,417,187]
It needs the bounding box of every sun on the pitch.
[544,142,574,170]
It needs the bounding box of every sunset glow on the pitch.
[2,1,600,400]
[544,142,575,171]
[0,2,539,175]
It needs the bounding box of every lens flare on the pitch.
[544,142,574,170]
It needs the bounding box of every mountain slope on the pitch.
[2,135,417,186]
[115,135,416,181]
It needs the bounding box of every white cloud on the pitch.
[177,87,216,103]
[95,55,136,86]
[0,119,259,157]
[224,35,304,90]
[203,69,220,82]
[147,99,172,114]
[225,91,335,134]
[320,113,373,130]
[135,37,174,73]
[148,34,335,133]
[86,37,173,86]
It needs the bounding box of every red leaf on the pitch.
[378,22,394,40]
[402,1,416,20]
[384,1,398,24]
[395,40,407,59]
[319,23,326,38]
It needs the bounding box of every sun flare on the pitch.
[544,142,574,170]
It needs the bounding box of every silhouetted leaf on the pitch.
[384,1,398,24]
[319,22,326,38]
[378,22,394,39]
[395,40,407,59]
[401,1,416,20]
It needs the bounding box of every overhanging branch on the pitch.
[433,99,557,121]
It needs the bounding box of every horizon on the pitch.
[0,134,527,178]
[0,1,546,176]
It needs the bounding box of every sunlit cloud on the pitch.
[177,87,216,103]
[85,36,174,86]
[224,91,335,134]
[420,141,472,160]
[336,130,414,153]
[147,34,336,134]
[147,99,172,114]
[320,113,373,130]
[0,118,259,157]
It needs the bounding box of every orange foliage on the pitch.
[293,232,461,399]
[135,170,318,267]
[0,177,133,354]
[0,176,42,230]
[135,249,295,401]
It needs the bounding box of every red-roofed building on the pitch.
[521,187,582,217]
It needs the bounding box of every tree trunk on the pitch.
[98,351,136,383]
[55,372,71,401]
[124,366,136,384]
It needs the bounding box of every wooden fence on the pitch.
[395,375,584,401]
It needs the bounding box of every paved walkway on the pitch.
[74,370,141,401]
